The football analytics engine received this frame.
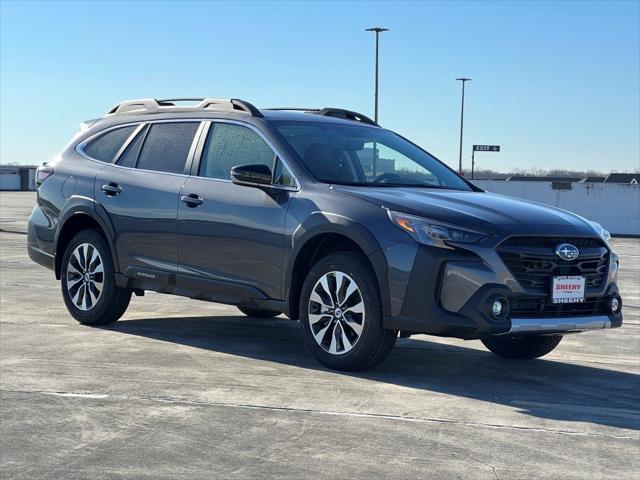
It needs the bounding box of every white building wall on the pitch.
[0,168,21,190]
[0,166,37,191]
[473,180,640,236]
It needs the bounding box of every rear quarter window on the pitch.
[83,125,136,162]
[116,125,147,168]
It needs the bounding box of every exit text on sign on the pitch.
[473,145,500,152]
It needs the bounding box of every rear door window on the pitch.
[136,122,200,174]
[199,123,276,180]
[84,125,136,162]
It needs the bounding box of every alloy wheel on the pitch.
[307,271,365,355]
[66,243,104,311]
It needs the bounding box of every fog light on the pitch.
[492,300,504,317]
[610,296,621,314]
[487,296,509,321]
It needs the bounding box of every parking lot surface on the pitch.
[1,191,639,479]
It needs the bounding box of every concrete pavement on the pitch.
[1,191,639,479]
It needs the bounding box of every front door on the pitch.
[177,121,297,300]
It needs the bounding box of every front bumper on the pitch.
[381,240,623,339]
[507,315,612,334]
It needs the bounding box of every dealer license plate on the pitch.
[552,276,585,304]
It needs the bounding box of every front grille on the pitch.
[499,236,603,248]
[510,297,610,318]
[496,236,609,294]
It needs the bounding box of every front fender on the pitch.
[285,210,392,318]
[291,210,383,256]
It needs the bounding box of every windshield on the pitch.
[274,121,471,190]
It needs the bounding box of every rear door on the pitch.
[177,121,297,300]
[95,121,202,279]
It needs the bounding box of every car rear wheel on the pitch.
[237,306,281,318]
[481,334,563,359]
[299,252,397,371]
[61,229,131,325]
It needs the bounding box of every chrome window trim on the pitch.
[76,117,301,190]
[113,123,147,165]
[77,119,202,161]
[78,119,203,178]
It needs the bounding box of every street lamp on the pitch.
[366,27,389,123]
[456,77,471,175]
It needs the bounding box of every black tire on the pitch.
[237,306,281,318]
[60,229,131,325]
[299,252,397,371]
[481,335,563,359]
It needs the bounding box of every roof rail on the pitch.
[265,107,378,126]
[316,108,378,126]
[106,98,263,117]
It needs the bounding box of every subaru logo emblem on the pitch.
[555,243,580,261]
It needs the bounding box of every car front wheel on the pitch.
[60,229,131,325]
[299,252,397,371]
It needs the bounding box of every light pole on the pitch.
[456,77,471,175]
[366,27,388,178]
[366,27,389,123]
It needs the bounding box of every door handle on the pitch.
[101,183,122,196]
[181,193,203,207]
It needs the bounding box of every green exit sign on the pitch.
[473,145,500,152]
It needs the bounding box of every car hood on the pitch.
[333,186,597,236]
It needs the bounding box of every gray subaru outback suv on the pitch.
[27,98,623,371]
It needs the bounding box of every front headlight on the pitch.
[589,221,611,244]
[387,209,489,248]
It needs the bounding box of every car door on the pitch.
[95,121,202,279]
[177,120,298,300]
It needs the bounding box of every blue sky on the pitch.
[1,0,638,173]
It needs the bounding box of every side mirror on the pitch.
[230,164,272,187]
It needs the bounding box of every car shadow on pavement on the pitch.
[104,314,640,432]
